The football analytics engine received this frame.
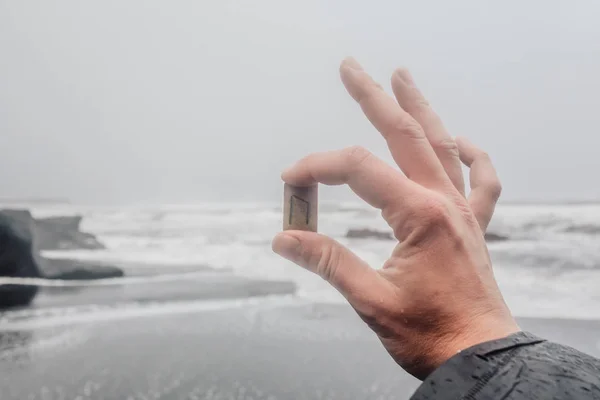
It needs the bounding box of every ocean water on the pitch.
[2,202,600,399]
[3,202,600,321]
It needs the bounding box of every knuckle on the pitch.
[344,145,372,168]
[431,137,459,158]
[408,96,431,114]
[401,194,468,250]
[383,206,410,239]
[314,242,342,283]
[392,118,426,141]
[487,179,503,201]
[415,196,452,226]
[414,94,430,108]
[355,82,385,104]
[385,195,453,242]
[372,81,385,92]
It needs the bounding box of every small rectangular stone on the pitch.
[283,184,318,232]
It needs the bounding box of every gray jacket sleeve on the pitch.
[410,331,600,399]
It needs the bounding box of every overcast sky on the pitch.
[1,1,600,204]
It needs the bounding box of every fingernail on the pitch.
[342,57,363,71]
[272,234,302,261]
[394,68,414,85]
[394,70,406,83]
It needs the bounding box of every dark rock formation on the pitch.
[346,228,510,242]
[346,228,394,240]
[563,224,600,235]
[0,210,123,309]
[0,210,40,308]
[42,258,124,280]
[35,216,105,250]
[484,232,509,242]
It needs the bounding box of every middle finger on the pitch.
[339,58,450,191]
[391,69,465,194]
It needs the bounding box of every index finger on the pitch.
[282,146,418,212]
[339,58,450,191]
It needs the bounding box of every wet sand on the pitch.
[30,273,297,310]
[1,300,599,400]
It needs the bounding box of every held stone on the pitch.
[283,184,318,232]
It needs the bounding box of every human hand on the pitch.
[272,58,519,379]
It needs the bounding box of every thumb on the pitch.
[272,231,385,305]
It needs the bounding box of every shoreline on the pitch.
[1,301,599,399]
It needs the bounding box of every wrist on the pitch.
[428,313,520,378]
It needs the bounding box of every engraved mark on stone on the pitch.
[289,195,310,225]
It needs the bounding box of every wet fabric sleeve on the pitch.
[410,331,600,399]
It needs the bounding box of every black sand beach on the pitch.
[1,294,599,400]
